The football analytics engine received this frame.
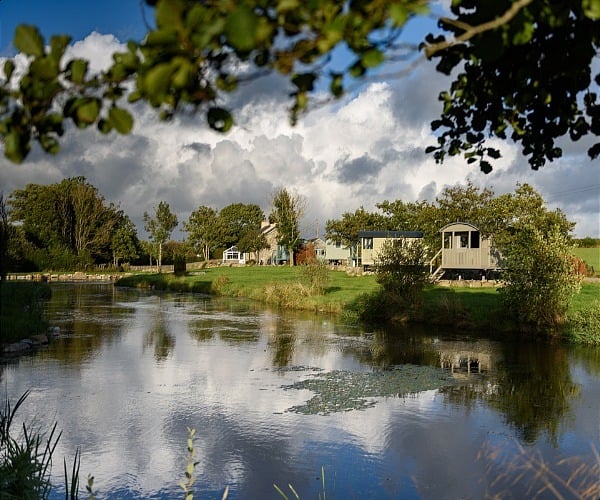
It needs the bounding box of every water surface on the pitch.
[1,283,599,498]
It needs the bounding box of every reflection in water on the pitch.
[144,296,175,361]
[0,284,598,499]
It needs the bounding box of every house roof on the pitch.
[358,230,423,238]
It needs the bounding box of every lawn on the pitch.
[116,266,599,340]
[571,247,600,274]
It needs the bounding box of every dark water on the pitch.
[1,283,599,499]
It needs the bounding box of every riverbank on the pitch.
[115,267,600,343]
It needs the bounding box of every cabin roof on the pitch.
[358,230,423,238]
[439,222,480,233]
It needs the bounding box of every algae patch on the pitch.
[282,365,455,415]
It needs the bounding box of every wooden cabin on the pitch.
[430,222,501,279]
[359,230,424,269]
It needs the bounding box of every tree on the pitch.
[0,1,596,172]
[111,216,139,267]
[8,177,125,267]
[143,201,178,271]
[236,228,269,262]
[375,238,430,309]
[499,224,582,332]
[269,188,305,266]
[325,207,388,263]
[183,205,222,261]
[218,203,265,249]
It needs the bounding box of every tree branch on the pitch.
[424,0,534,58]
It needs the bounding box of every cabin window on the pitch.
[443,233,452,249]
[471,231,480,249]
[335,240,341,248]
[456,232,469,248]
[363,237,373,250]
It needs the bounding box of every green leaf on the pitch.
[67,59,88,84]
[143,62,175,102]
[225,6,258,52]
[4,129,29,164]
[291,73,316,92]
[39,134,60,154]
[330,73,343,97]
[97,118,113,134]
[583,0,600,19]
[389,4,409,26]
[361,48,384,68]
[75,98,101,127]
[49,35,71,63]
[207,107,233,132]
[3,60,15,81]
[108,107,134,134]
[277,0,299,13]
[156,0,185,29]
[14,25,45,57]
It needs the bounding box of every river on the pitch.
[1,283,599,499]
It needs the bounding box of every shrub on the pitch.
[375,239,430,309]
[499,226,582,332]
[565,300,600,344]
[299,261,331,295]
[173,254,186,276]
[211,275,230,295]
[262,282,310,307]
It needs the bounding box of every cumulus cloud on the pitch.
[0,32,598,239]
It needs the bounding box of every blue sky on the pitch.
[0,0,151,54]
[0,1,598,238]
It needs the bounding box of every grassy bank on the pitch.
[117,267,600,343]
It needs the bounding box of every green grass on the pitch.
[117,267,600,342]
[569,282,600,313]
[116,266,380,313]
[571,247,600,273]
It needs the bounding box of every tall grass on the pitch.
[0,391,60,498]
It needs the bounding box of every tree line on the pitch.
[0,180,307,273]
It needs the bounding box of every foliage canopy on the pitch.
[0,0,596,173]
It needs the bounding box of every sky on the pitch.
[0,1,598,240]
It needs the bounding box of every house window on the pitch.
[471,231,480,248]
[363,237,373,250]
[335,240,341,248]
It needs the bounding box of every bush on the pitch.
[565,300,600,344]
[299,261,331,295]
[499,226,582,332]
[173,254,186,276]
[375,239,430,309]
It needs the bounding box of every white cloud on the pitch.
[1,33,598,239]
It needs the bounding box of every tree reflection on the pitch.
[263,314,296,368]
[489,343,580,444]
[144,298,175,361]
[43,284,134,364]
[440,342,580,444]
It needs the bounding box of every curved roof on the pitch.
[439,222,480,232]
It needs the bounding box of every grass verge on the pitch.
[116,268,600,343]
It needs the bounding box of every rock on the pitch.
[31,335,49,346]
[4,342,32,354]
